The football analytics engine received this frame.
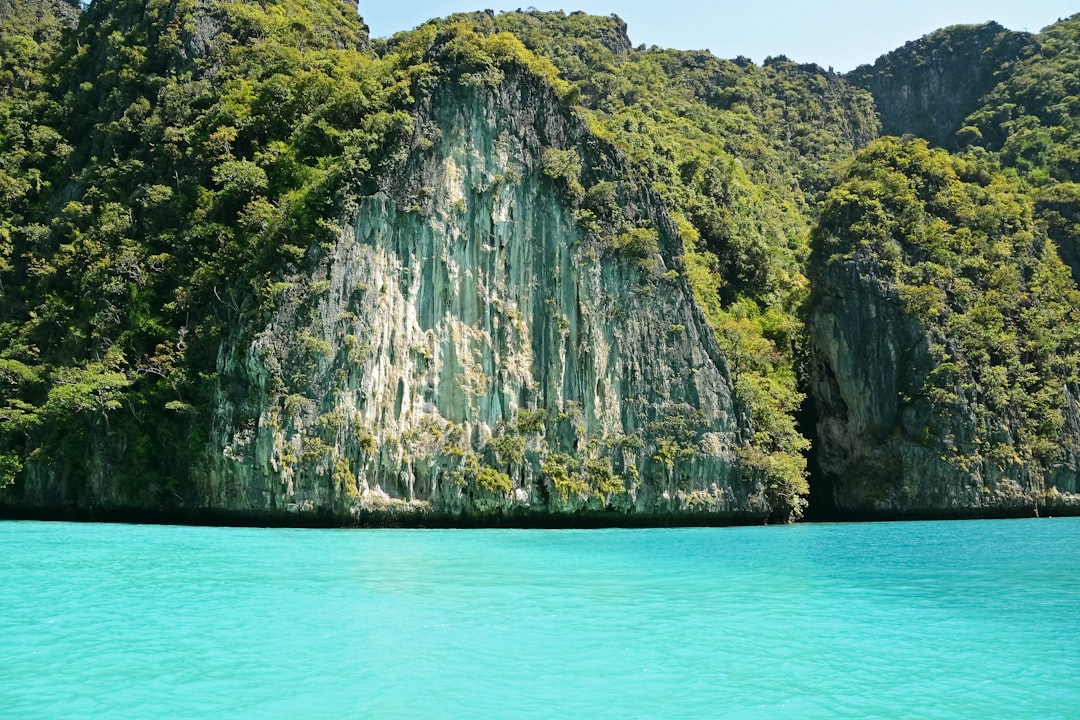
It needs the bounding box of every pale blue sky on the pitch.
[358,1,1077,71]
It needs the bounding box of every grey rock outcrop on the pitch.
[848,22,1035,147]
[200,70,767,523]
[808,251,1080,517]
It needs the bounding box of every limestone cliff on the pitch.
[0,1,807,526]
[7,1,1080,526]
[807,137,1080,517]
[848,23,1035,148]
[200,70,769,524]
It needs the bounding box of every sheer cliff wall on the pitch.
[197,72,769,524]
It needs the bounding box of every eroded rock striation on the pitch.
[201,72,769,524]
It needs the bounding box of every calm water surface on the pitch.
[1,518,1078,719]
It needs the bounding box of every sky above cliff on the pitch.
[358,0,1076,71]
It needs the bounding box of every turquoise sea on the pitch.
[1,518,1078,719]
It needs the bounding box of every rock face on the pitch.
[8,4,1080,527]
[809,259,1080,516]
[848,23,1035,147]
[807,139,1080,518]
[199,72,766,524]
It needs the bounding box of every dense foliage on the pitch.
[2,0,1080,518]
[963,16,1080,184]
[960,15,1080,285]
[0,0,77,486]
[814,137,1080,479]
[0,0,396,495]
[853,14,1080,284]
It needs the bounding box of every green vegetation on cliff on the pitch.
[2,1,1080,521]
[963,15,1080,183]
[960,15,1080,286]
[0,0,77,486]
[813,138,1080,491]
[848,22,1035,147]
[853,14,1080,287]
[0,0,393,497]
[4,1,877,519]
[416,9,882,516]
[807,13,1080,514]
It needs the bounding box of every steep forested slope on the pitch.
[2,2,1080,523]
[1,0,79,488]
[808,138,1080,514]
[2,1,876,522]
[0,0,409,510]
[962,15,1080,286]
[851,15,1080,285]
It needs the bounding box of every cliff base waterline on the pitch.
[0,502,776,528]
[4,495,1079,527]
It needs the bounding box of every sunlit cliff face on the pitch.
[203,73,764,522]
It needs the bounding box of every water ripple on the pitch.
[2,519,1078,718]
